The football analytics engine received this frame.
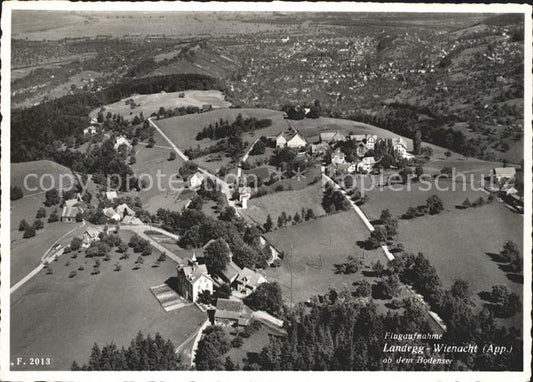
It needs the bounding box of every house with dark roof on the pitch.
[61,205,84,222]
[492,167,516,183]
[234,267,267,297]
[214,298,253,327]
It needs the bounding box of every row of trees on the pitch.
[72,332,184,370]
[195,114,272,141]
[263,208,316,232]
[402,194,444,220]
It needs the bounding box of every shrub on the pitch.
[18,219,30,232]
[426,195,444,215]
[23,227,36,239]
[36,207,47,219]
[48,211,59,223]
[33,219,44,230]
[231,336,243,348]
[11,186,23,200]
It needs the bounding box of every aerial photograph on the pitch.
[3,5,529,377]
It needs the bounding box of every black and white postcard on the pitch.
[1,2,531,381]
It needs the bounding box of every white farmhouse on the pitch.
[114,136,132,151]
[188,172,205,189]
[275,130,307,149]
[176,255,213,302]
[83,126,97,136]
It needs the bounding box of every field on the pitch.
[89,90,231,122]
[398,202,523,329]
[263,211,388,303]
[11,160,75,196]
[359,179,496,221]
[10,230,206,370]
[130,144,186,213]
[241,182,326,226]
[155,108,289,152]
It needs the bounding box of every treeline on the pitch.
[12,73,221,162]
[195,114,272,141]
[72,332,184,370]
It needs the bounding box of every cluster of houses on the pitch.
[175,239,269,327]
[317,130,411,174]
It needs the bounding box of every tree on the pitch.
[70,237,83,251]
[44,189,61,206]
[372,260,385,276]
[11,186,23,200]
[352,280,372,298]
[204,239,230,274]
[462,197,472,208]
[500,241,520,263]
[490,284,511,305]
[168,152,176,161]
[305,208,315,221]
[36,207,47,219]
[450,279,470,300]
[117,242,129,253]
[23,226,36,239]
[399,166,412,184]
[250,139,266,155]
[263,214,274,232]
[147,136,155,148]
[75,212,84,222]
[426,195,444,215]
[376,274,400,299]
[244,282,283,316]
[415,165,424,180]
[218,206,236,222]
[293,212,301,224]
[48,211,59,223]
[19,219,30,231]
[33,219,44,230]
[215,283,232,300]
[444,151,452,158]
[413,129,422,155]
[340,255,362,274]
[198,290,213,305]
[403,206,418,219]
[367,226,388,249]
[195,326,231,370]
